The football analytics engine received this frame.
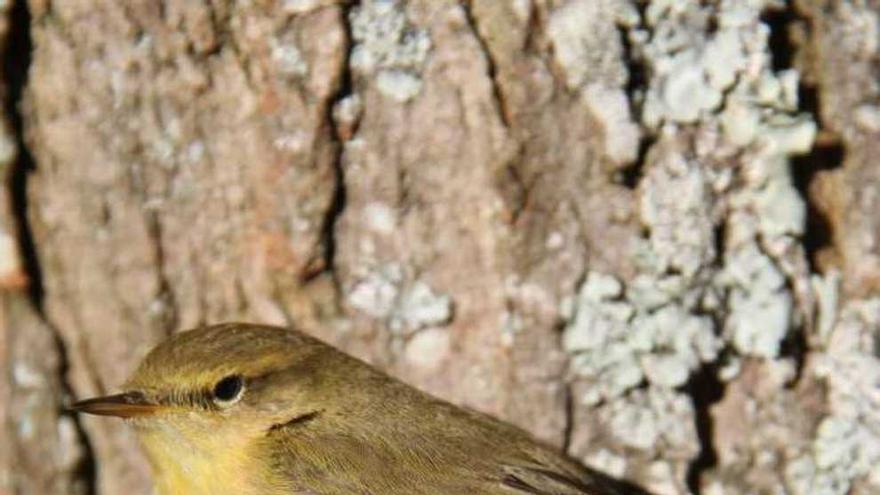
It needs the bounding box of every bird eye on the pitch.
[212,375,244,405]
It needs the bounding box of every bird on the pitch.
[71,322,650,495]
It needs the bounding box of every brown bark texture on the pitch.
[1,1,879,494]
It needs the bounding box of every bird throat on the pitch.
[136,419,271,495]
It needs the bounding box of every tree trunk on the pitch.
[2,1,879,494]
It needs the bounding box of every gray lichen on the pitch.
[561,1,822,489]
[599,387,699,456]
[347,263,453,335]
[786,299,880,495]
[547,0,642,165]
[636,0,814,364]
[349,0,432,102]
[281,0,336,14]
[717,243,792,358]
[563,272,720,401]
[271,38,309,77]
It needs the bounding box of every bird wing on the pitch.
[499,463,653,495]
[264,412,649,495]
[501,464,605,494]
[272,435,642,494]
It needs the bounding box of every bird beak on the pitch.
[69,391,161,418]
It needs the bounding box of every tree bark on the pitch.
[2,1,879,494]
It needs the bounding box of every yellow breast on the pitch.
[136,418,273,495]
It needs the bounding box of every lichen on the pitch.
[375,69,423,103]
[584,449,628,479]
[546,0,642,165]
[403,327,450,370]
[361,201,395,235]
[347,262,404,319]
[582,83,641,165]
[717,242,792,358]
[563,271,720,402]
[347,264,453,335]
[812,271,841,344]
[546,0,630,91]
[635,0,814,364]
[598,387,699,457]
[389,281,453,333]
[787,299,880,495]
[270,38,309,77]
[562,1,821,488]
[281,0,335,14]
[333,94,363,127]
[349,0,431,102]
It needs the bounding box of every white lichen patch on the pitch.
[404,327,451,370]
[347,263,404,318]
[582,84,641,165]
[624,0,816,367]
[350,0,431,102]
[563,272,720,402]
[375,69,423,102]
[787,299,880,495]
[637,151,718,279]
[584,449,627,478]
[362,201,396,234]
[347,264,453,334]
[270,38,309,77]
[562,2,823,483]
[717,242,792,358]
[599,387,699,456]
[641,1,758,127]
[547,0,630,91]
[390,281,453,333]
[12,363,45,388]
[281,0,336,14]
[854,104,880,132]
[812,271,841,345]
[547,0,642,165]
[332,94,363,127]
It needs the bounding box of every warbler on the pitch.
[71,323,648,494]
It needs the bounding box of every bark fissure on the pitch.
[685,363,723,495]
[4,0,98,493]
[461,1,511,129]
[616,6,651,189]
[312,2,355,287]
[560,382,574,454]
[146,213,180,336]
[6,0,42,310]
[762,3,844,273]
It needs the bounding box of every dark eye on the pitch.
[212,375,244,405]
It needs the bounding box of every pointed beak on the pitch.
[69,391,161,418]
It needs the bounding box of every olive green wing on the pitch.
[501,465,607,494]
[499,463,652,495]
[261,408,649,495]
[267,430,647,494]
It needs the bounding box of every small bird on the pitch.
[71,323,648,495]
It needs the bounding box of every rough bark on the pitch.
[2,1,879,495]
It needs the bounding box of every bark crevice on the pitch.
[561,382,574,454]
[4,0,98,493]
[762,3,844,274]
[685,363,723,495]
[314,2,355,286]
[6,0,41,310]
[461,1,511,129]
[616,4,650,189]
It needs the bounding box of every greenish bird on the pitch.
[71,323,649,495]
